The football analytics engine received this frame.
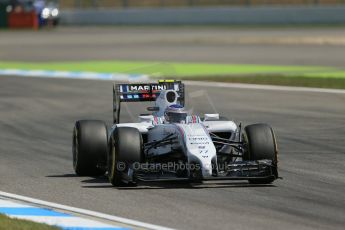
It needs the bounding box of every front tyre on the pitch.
[108,127,143,186]
[243,123,278,184]
[73,120,108,176]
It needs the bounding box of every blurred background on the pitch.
[0,0,345,88]
[57,0,345,8]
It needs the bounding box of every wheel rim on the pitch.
[242,133,250,160]
[108,137,116,181]
[271,128,278,164]
[72,127,78,170]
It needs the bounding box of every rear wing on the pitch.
[113,80,185,123]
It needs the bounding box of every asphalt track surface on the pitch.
[1,26,345,67]
[0,75,344,230]
[0,26,345,230]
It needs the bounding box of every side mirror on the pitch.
[204,114,220,121]
[147,106,160,112]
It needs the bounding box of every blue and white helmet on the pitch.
[164,104,188,123]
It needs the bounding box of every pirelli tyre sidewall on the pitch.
[108,127,143,186]
[243,123,278,184]
[73,120,108,176]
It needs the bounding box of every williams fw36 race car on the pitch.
[72,80,279,186]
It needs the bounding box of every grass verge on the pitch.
[0,60,345,89]
[0,214,60,230]
[0,61,342,78]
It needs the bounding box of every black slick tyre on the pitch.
[108,127,143,186]
[73,120,108,176]
[243,123,278,184]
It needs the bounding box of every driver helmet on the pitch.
[164,104,188,123]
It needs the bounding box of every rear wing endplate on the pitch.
[113,80,185,124]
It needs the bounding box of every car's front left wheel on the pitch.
[108,127,143,186]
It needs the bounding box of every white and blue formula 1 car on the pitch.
[72,80,279,186]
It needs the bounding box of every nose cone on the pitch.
[188,153,215,178]
[177,123,217,179]
[201,161,213,177]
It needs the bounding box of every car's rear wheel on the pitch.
[73,120,107,176]
[243,123,278,184]
[108,127,143,186]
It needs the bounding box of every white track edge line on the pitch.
[0,191,174,230]
[184,80,345,94]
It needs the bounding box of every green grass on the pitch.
[0,214,60,230]
[1,60,343,78]
[1,60,345,88]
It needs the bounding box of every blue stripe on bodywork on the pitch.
[0,207,71,217]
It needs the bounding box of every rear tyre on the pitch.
[243,123,278,184]
[108,127,143,186]
[73,120,108,176]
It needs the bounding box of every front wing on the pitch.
[131,160,277,182]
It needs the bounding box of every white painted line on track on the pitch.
[6,215,124,228]
[185,80,345,94]
[0,198,126,230]
[0,191,174,230]
[0,199,32,208]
